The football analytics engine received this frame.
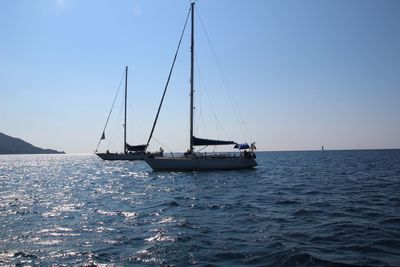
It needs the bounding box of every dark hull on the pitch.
[96,152,145,161]
[145,156,257,172]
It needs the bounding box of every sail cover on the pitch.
[234,143,250,150]
[126,143,147,152]
[193,136,235,146]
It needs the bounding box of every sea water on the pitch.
[0,150,399,266]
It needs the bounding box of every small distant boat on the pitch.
[95,66,163,161]
[321,145,325,151]
[144,3,257,172]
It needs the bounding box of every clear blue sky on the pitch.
[1,0,399,153]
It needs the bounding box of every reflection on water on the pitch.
[0,151,400,266]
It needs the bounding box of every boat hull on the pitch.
[96,152,145,161]
[145,156,257,172]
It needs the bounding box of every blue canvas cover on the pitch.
[234,143,250,150]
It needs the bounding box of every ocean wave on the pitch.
[1,152,400,266]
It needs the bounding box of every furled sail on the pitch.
[126,143,147,152]
[193,136,235,146]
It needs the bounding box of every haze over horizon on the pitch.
[1,0,399,154]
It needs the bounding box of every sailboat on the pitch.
[144,3,257,171]
[95,66,162,161]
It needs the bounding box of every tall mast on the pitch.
[124,66,128,153]
[189,2,194,154]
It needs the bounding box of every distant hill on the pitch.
[0,132,65,154]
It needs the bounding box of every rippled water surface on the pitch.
[1,150,400,266]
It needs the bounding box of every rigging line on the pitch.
[195,8,253,142]
[106,106,121,152]
[196,146,208,153]
[194,54,207,138]
[95,69,126,152]
[106,96,125,153]
[195,55,232,141]
[145,6,191,148]
[151,135,174,154]
[127,79,144,144]
[116,101,126,150]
